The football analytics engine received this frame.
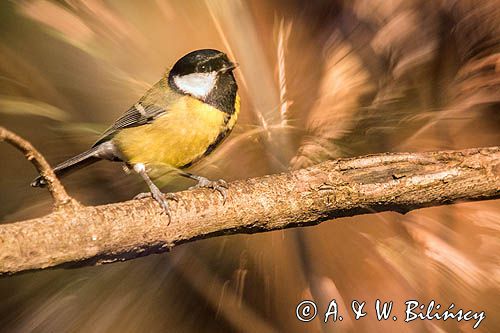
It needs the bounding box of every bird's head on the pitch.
[168,49,238,103]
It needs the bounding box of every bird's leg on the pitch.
[180,172,228,203]
[132,163,178,222]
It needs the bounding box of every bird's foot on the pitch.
[189,176,228,203]
[134,190,178,223]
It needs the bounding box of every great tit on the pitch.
[32,49,239,218]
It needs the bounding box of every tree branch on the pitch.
[1,136,499,275]
[0,127,77,209]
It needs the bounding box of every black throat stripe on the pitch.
[205,72,238,115]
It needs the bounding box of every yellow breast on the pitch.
[113,94,239,171]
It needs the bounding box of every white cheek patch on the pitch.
[173,72,217,99]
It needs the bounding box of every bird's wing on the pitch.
[93,102,166,146]
[93,80,173,146]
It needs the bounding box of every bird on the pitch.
[32,49,240,220]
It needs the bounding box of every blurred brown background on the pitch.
[1,0,499,332]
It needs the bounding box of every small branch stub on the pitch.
[0,127,77,209]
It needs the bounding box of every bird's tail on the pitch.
[31,146,101,187]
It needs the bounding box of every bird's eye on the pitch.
[200,65,206,71]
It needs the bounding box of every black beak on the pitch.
[220,62,238,73]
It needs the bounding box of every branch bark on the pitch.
[1,142,499,276]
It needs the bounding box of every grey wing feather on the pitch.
[93,102,166,147]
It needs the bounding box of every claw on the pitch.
[132,163,179,224]
[189,177,228,204]
[134,191,178,224]
[133,192,151,200]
